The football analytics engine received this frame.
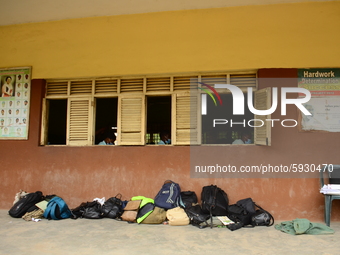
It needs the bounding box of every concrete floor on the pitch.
[1,210,340,255]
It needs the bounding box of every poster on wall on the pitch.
[298,68,340,97]
[0,67,31,140]
[298,68,340,132]
[301,97,340,132]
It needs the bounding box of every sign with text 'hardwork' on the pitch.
[298,68,340,97]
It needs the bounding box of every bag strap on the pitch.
[115,193,122,200]
[192,220,209,229]
[254,202,264,211]
[253,202,274,227]
[43,202,53,219]
[209,186,219,228]
[49,202,58,220]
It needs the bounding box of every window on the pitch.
[46,99,67,145]
[94,98,118,145]
[201,93,254,144]
[146,96,171,144]
[41,71,269,146]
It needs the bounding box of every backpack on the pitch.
[180,191,198,208]
[43,196,72,220]
[184,204,210,229]
[9,191,44,218]
[154,180,181,209]
[121,200,142,222]
[227,204,253,227]
[72,201,104,219]
[132,196,155,224]
[141,206,167,224]
[166,207,190,226]
[201,185,229,228]
[101,194,124,219]
[227,198,274,228]
[251,204,274,227]
[201,185,229,216]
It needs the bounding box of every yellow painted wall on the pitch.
[0,1,339,79]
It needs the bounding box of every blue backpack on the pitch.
[154,180,182,209]
[43,196,72,220]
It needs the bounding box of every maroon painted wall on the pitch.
[1,69,339,222]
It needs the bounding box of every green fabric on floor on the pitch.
[275,218,334,235]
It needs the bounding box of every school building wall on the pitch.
[0,1,340,221]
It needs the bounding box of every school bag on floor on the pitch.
[166,207,190,226]
[141,206,167,224]
[121,200,142,222]
[201,185,229,216]
[101,194,124,219]
[227,197,274,229]
[9,191,44,218]
[251,205,274,227]
[180,191,198,208]
[184,204,210,228]
[132,196,155,224]
[227,203,253,227]
[43,196,72,220]
[154,180,181,209]
[201,185,229,228]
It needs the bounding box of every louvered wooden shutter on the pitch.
[40,98,48,145]
[173,93,199,145]
[95,79,118,94]
[230,73,257,89]
[120,78,144,93]
[70,80,93,95]
[254,88,271,146]
[118,96,144,145]
[173,76,198,91]
[146,77,170,92]
[46,81,68,96]
[201,74,227,86]
[67,98,92,146]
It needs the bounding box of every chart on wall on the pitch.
[0,67,31,139]
[298,68,340,132]
[301,97,340,132]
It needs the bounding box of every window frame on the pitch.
[41,71,265,146]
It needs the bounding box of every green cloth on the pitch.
[275,218,334,235]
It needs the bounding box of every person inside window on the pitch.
[158,131,171,145]
[232,132,252,144]
[98,131,116,145]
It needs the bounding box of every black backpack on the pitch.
[101,194,124,219]
[180,191,198,208]
[184,204,210,229]
[227,203,253,227]
[227,198,274,228]
[71,201,103,219]
[251,204,274,227]
[9,191,44,218]
[201,185,229,228]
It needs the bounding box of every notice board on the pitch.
[0,67,31,139]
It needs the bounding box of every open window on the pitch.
[41,72,260,146]
[201,93,254,144]
[94,97,118,145]
[146,96,171,144]
[45,99,67,145]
